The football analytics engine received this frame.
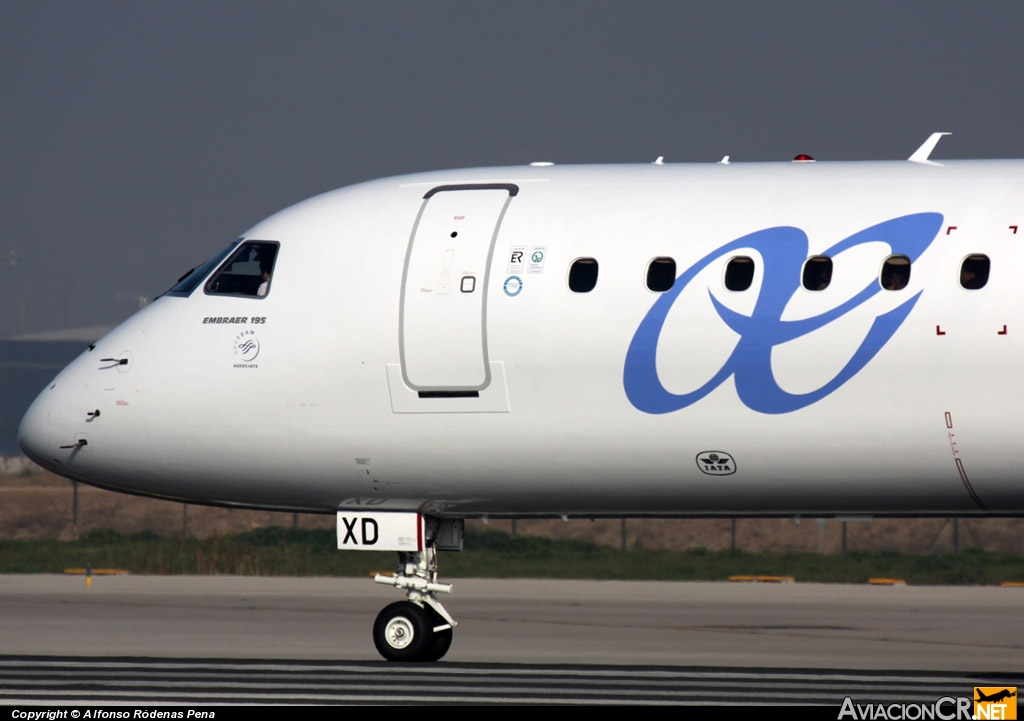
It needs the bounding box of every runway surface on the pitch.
[1,575,1021,704]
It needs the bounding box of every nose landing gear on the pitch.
[372,536,457,662]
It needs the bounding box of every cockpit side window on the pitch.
[204,241,280,298]
[165,242,238,297]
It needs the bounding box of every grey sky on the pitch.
[4,1,1024,336]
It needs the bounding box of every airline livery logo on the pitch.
[624,213,944,415]
[975,688,1017,720]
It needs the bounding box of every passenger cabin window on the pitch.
[802,256,833,291]
[205,241,280,298]
[959,254,990,289]
[646,257,676,292]
[568,258,599,293]
[724,256,754,291]
[880,255,910,291]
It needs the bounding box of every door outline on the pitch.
[399,183,519,393]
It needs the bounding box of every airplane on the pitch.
[17,133,1024,662]
[976,689,1017,704]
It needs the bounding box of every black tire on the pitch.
[422,626,453,662]
[373,601,432,662]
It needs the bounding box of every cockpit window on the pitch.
[165,242,237,297]
[204,241,280,298]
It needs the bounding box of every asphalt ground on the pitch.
[1,575,1020,671]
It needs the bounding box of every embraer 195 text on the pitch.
[18,134,1024,661]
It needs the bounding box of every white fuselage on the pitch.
[18,160,1024,517]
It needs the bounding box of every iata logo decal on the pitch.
[697,451,735,475]
[624,213,943,415]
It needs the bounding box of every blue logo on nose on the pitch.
[623,213,943,415]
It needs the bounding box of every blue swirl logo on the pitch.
[623,213,944,415]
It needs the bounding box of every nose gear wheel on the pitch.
[372,543,457,662]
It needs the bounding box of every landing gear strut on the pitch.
[372,530,458,662]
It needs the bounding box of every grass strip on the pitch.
[0,527,1021,585]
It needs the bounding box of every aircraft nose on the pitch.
[18,379,85,473]
[18,385,57,469]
